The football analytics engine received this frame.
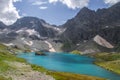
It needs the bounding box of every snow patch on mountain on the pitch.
[41,22,62,32]
[16,28,27,33]
[21,38,25,40]
[16,29,24,33]
[26,29,37,35]
[2,28,12,34]
[44,41,56,52]
[94,35,114,48]
[16,28,41,38]
[3,43,14,46]
[24,41,33,46]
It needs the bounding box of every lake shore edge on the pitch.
[94,62,120,75]
[86,53,120,76]
[30,63,106,80]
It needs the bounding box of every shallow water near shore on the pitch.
[17,52,120,80]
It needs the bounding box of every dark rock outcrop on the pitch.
[0,22,6,29]
[35,51,46,56]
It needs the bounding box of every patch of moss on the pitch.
[0,76,12,80]
[71,50,81,54]
[95,60,120,74]
[0,61,11,72]
[91,53,120,74]
[0,76,7,80]
[93,53,120,61]
[31,64,48,72]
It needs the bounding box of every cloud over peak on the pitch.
[13,0,22,2]
[0,0,20,25]
[48,0,120,9]
[104,0,120,5]
[32,1,47,6]
[49,0,89,9]
[30,0,120,10]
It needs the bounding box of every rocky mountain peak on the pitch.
[61,2,120,52]
[75,7,96,19]
[10,17,42,29]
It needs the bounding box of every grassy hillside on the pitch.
[71,50,81,54]
[90,53,120,74]
[0,76,7,80]
[0,43,27,80]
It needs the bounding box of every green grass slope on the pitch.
[91,53,120,74]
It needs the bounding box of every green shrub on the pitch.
[0,76,12,80]
[71,50,81,54]
[0,76,6,80]
[61,42,72,51]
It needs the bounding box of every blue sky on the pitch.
[14,0,108,25]
[0,0,120,25]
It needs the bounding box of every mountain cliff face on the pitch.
[61,2,120,52]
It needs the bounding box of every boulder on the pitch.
[35,51,46,56]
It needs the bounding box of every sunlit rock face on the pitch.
[94,35,114,49]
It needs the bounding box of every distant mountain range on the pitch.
[0,17,62,51]
[0,2,120,53]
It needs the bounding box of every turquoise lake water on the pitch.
[17,52,120,80]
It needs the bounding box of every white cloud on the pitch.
[30,0,48,10]
[21,13,28,17]
[13,0,22,2]
[0,0,20,25]
[32,1,47,6]
[49,0,89,9]
[49,0,58,3]
[39,6,48,10]
[104,0,120,5]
